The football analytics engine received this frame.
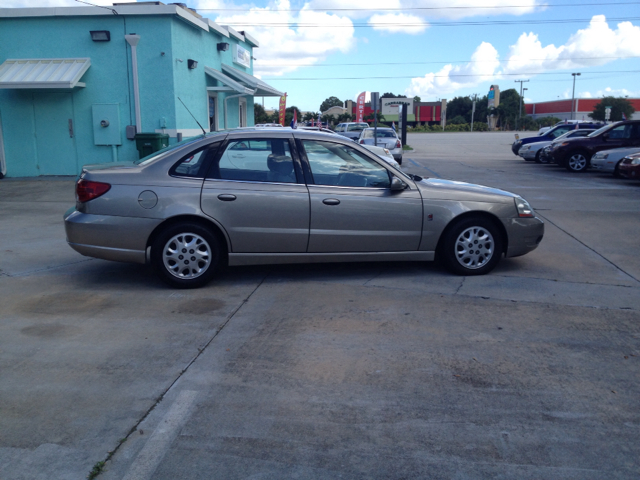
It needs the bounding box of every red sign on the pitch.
[356,92,366,123]
[278,94,287,126]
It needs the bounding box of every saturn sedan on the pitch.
[64,129,544,288]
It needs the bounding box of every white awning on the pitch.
[204,66,254,95]
[0,58,90,89]
[221,64,283,97]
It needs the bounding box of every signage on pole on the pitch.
[605,106,612,121]
[356,92,366,123]
[278,94,287,126]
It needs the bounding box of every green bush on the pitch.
[471,122,489,131]
[449,115,468,125]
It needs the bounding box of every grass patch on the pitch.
[87,461,105,480]
[403,145,414,151]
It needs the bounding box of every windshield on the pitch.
[134,135,208,165]
[347,124,368,132]
[587,124,615,137]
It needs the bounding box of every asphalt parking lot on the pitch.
[1,131,639,480]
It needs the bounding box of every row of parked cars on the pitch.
[512,120,640,178]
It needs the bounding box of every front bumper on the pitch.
[519,148,537,160]
[503,216,545,258]
[64,207,161,264]
[512,141,523,155]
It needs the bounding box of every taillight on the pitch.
[76,179,111,203]
[395,140,401,148]
[360,139,365,144]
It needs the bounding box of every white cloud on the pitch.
[405,15,640,99]
[405,42,499,98]
[203,0,355,77]
[368,13,427,35]
[582,87,640,98]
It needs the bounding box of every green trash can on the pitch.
[134,133,170,159]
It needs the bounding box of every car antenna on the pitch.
[178,97,206,135]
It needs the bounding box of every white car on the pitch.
[538,120,580,135]
[357,127,403,164]
[519,129,595,162]
[591,147,640,176]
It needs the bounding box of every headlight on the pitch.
[594,153,608,159]
[631,158,640,165]
[514,196,534,218]
[521,145,530,151]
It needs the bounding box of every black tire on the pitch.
[565,151,590,173]
[613,160,623,178]
[440,217,504,276]
[151,222,221,288]
[397,156,402,165]
[533,150,543,163]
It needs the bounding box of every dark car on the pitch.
[511,122,603,156]
[548,121,640,172]
[618,152,640,179]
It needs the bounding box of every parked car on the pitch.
[617,152,640,179]
[299,126,399,167]
[64,129,544,288]
[548,120,640,172]
[334,122,370,141]
[518,129,596,162]
[357,127,403,164]
[590,147,640,176]
[538,120,581,135]
[255,123,283,127]
[511,122,603,156]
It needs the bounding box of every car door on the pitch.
[298,138,423,253]
[597,123,640,153]
[200,135,310,253]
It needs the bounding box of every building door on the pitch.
[239,97,246,127]
[33,92,78,176]
[208,94,218,132]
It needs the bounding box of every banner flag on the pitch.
[278,94,287,126]
[291,109,297,129]
[356,92,366,123]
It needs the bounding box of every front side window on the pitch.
[211,138,296,183]
[303,140,390,188]
[347,124,367,132]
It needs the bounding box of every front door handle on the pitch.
[323,198,340,206]
[217,194,236,202]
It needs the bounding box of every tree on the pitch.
[449,115,467,125]
[381,92,402,98]
[254,103,271,124]
[589,97,635,122]
[303,111,317,122]
[319,96,344,113]
[285,106,302,126]
[446,96,473,123]
[495,88,523,130]
[413,96,421,103]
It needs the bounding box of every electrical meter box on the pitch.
[92,104,121,145]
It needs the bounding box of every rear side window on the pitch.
[170,142,221,178]
[209,138,297,183]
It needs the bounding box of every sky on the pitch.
[6,0,640,112]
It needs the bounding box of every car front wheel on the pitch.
[566,151,590,172]
[151,222,220,288]
[440,217,504,276]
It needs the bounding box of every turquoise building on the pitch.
[0,3,282,178]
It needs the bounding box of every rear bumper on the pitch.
[64,207,161,264]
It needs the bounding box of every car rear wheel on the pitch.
[151,223,220,288]
[566,151,589,172]
[440,217,503,276]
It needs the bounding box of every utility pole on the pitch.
[571,73,581,120]
[470,94,478,132]
[514,79,529,131]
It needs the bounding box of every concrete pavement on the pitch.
[1,132,639,479]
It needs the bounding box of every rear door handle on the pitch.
[217,194,236,201]
[323,198,340,206]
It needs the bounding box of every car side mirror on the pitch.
[390,177,407,191]
[602,133,609,140]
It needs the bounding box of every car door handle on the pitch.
[217,194,236,202]
[323,198,340,206]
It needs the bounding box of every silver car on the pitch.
[357,127,403,163]
[590,147,640,176]
[64,130,544,288]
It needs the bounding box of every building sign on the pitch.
[233,44,251,68]
[356,92,366,123]
[488,85,500,108]
[382,98,413,115]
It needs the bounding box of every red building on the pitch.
[525,99,640,121]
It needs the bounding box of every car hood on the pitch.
[415,178,516,203]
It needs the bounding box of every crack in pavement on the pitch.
[91,272,270,478]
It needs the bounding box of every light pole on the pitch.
[571,73,581,120]
[515,79,529,130]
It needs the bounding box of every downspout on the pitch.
[224,90,256,130]
[125,34,142,133]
